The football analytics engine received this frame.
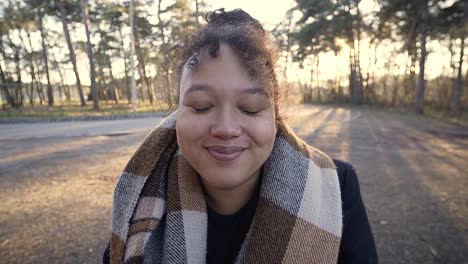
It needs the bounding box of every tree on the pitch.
[0,12,19,108]
[24,0,55,106]
[291,0,364,103]
[450,0,466,115]
[271,10,294,78]
[154,0,200,108]
[55,0,86,106]
[100,2,131,103]
[1,1,25,108]
[376,0,448,114]
[38,12,54,106]
[81,0,99,110]
[435,0,466,115]
[14,2,42,106]
[416,1,429,114]
[133,6,154,105]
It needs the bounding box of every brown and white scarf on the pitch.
[110,112,342,263]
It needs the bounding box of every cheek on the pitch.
[176,110,208,153]
[246,115,277,149]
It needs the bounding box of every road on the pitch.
[0,118,162,141]
[0,105,467,263]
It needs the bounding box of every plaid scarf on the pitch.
[110,112,342,264]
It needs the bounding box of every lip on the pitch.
[204,146,245,161]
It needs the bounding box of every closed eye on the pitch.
[191,106,212,113]
[241,109,262,115]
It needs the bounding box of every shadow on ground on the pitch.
[0,105,467,263]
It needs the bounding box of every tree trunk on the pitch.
[3,33,21,108]
[407,18,418,105]
[450,11,466,115]
[57,0,86,106]
[118,29,131,103]
[51,52,69,102]
[0,59,6,83]
[107,50,118,103]
[349,48,357,102]
[344,2,361,104]
[18,31,39,106]
[416,2,428,114]
[37,82,47,104]
[448,34,457,78]
[134,31,153,105]
[316,55,321,103]
[409,52,416,100]
[382,76,388,105]
[39,14,54,106]
[392,75,399,107]
[129,0,137,112]
[334,52,341,99]
[355,4,363,104]
[97,62,107,101]
[157,0,170,109]
[32,42,46,106]
[0,62,16,108]
[14,50,24,107]
[81,0,99,110]
[404,41,418,106]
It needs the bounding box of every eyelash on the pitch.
[242,109,261,115]
[190,106,261,115]
[191,106,211,113]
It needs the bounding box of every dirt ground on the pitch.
[0,105,467,264]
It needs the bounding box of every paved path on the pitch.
[0,118,163,141]
[0,105,467,263]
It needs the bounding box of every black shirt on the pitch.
[103,159,378,263]
[205,170,262,264]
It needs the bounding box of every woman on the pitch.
[104,8,377,264]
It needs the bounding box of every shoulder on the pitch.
[332,159,354,180]
[332,159,379,263]
[332,159,362,211]
[332,159,358,193]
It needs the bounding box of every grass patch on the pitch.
[423,107,468,127]
[301,102,468,127]
[0,100,173,119]
[370,105,468,127]
[367,105,468,127]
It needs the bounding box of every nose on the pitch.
[210,108,242,139]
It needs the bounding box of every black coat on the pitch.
[334,159,378,263]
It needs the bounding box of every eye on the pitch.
[191,106,212,113]
[241,109,262,115]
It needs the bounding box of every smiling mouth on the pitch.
[204,146,245,161]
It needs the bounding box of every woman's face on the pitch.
[176,43,277,191]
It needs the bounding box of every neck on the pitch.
[202,169,260,215]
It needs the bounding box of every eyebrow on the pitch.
[241,87,269,97]
[184,84,212,96]
[184,84,269,98]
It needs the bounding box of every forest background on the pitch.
[0,0,466,121]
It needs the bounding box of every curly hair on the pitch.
[176,8,283,120]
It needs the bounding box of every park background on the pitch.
[0,0,467,263]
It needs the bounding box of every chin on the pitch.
[199,168,255,190]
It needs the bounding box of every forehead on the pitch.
[180,44,261,97]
